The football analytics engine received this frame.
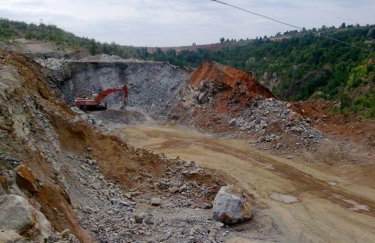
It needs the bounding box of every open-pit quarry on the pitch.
[1,50,375,243]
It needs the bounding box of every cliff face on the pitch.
[54,59,190,120]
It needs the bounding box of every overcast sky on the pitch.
[0,0,374,47]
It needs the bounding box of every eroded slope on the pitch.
[0,50,237,242]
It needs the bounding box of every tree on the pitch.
[367,28,375,38]
[220,37,225,44]
[88,39,97,55]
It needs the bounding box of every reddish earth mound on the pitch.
[172,61,276,134]
[190,61,273,99]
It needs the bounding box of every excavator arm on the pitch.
[94,85,128,105]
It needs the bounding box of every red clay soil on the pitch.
[292,100,375,148]
[190,61,274,99]
[172,62,276,135]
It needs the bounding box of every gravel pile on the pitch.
[228,97,323,149]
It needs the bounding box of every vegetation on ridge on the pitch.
[148,25,375,118]
[0,18,374,117]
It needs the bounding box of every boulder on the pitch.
[143,213,154,225]
[150,197,161,206]
[134,212,145,223]
[0,194,34,234]
[229,118,244,127]
[229,118,237,126]
[213,186,252,225]
[260,120,268,129]
[169,187,180,193]
[0,194,51,241]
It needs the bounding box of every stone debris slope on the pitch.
[230,97,322,149]
[1,50,269,242]
[0,49,91,242]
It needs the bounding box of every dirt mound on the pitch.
[190,61,273,99]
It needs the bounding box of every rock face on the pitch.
[213,186,252,225]
[54,58,190,120]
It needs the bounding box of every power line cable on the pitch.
[211,0,373,52]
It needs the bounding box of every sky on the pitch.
[0,0,374,47]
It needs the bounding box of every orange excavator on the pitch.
[75,84,128,111]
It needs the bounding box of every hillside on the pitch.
[0,18,139,58]
[1,19,374,117]
[151,26,375,117]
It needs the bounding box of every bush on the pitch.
[340,92,352,111]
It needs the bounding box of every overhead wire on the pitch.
[211,0,373,53]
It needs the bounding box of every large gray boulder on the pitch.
[213,185,252,225]
[0,194,34,234]
[0,194,52,241]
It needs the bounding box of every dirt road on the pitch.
[122,124,375,242]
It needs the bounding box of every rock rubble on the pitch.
[64,151,244,242]
[229,97,323,149]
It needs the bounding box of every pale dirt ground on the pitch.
[122,124,375,243]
